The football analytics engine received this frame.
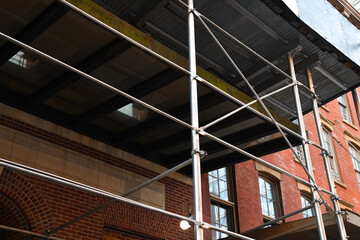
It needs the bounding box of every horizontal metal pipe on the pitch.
[204,224,255,240]
[201,82,295,130]
[58,0,191,76]
[244,204,314,234]
[48,158,193,234]
[0,32,194,133]
[201,131,314,188]
[193,11,294,81]
[0,158,252,240]
[196,76,329,153]
[0,225,64,240]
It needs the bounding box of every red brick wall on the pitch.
[234,91,360,232]
[0,114,195,239]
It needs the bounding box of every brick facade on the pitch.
[0,111,194,240]
[1,89,360,238]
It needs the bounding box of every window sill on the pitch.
[321,105,330,112]
[334,179,347,189]
[342,119,358,131]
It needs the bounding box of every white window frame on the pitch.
[208,167,235,239]
[338,95,352,123]
[322,128,341,181]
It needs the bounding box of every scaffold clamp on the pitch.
[191,149,207,159]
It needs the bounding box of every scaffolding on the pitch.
[0,0,353,239]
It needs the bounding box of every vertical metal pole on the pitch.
[288,53,327,240]
[188,1,203,239]
[352,89,360,127]
[307,68,348,240]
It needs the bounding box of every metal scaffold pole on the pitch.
[188,0,204,239]
[288,53,327,240]
[307,68,348,240]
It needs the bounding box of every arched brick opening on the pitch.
[0,193,30,240]
[0,168,55,238]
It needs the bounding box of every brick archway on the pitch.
[0,168,55,238]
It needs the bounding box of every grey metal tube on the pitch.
[58,0,191,76]
[0,158,255,240]
[196,76,328,153]
[48,158,193,235]
[289,54,327,240]
[201,82,295,130]
[244,204,314,234]
[188,0,204,239]
[0,225,64,240]
[307,68,348,240]
[0,158,196,223]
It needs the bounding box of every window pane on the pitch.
[259,177,277,219]
[301,195,314,218]
[208,168,229,200]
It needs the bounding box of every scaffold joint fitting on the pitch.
[191,149,207,159]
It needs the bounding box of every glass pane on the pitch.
[261,196,269,216]
[209,181,219,196]
[259,178,266,196]
[268,200,275,218]
[209,170,218,178]
[220,189,229,201]
[266,182,273,199]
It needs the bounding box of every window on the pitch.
[338,95,352,123]
[322,128,341,181]
[208,167,235,239]
[258,176,279,223]
[301,195,314,218]
[349,146,360,189]
[293,145,305,163]
[348,0,360,11]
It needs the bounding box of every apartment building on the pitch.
[1,0,360,240]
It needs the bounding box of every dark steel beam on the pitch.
[144,110,254,153]
[73,68,184,126]
[115,92,224,143]
[241,39,300,81]
[0,2,69,65]
[26,40,132,108]
[253,53,319,94]
[135,0,168,27]
[225,0,287,43]
[169,123,277,162]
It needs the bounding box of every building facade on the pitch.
[1,0,360,240]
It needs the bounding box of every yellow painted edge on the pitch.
[66,0,299,133]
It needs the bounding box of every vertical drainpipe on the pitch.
[188,0,204,239]
[289,53,327,240]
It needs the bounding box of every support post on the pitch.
[307,68,348,240]
[188,0,203,239]
[352,89,360,127]
[288,53,327,240]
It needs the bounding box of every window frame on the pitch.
[349,145,360,190]
[208,167,237,239]
[300,194,314,218]
[338,95,353,123]
[322,127,341,181]
[258,175,282,223]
